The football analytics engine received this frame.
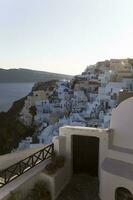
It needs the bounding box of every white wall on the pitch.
[100,169,133,200]
[56,126,109,190]
[110,97,133,150]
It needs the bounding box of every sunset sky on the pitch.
[0,0,133,75]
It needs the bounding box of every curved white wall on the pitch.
[110,97,133,149]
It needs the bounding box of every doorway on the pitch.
[73,135,99,176]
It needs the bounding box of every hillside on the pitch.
[0,96,36,155]
[0,68,73,83]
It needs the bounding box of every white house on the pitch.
[35,100,50,114]
[98,70,112,86]
[60,99,71,112]
[72,90,88,112]
[53,97,133,200]
[105,82,124,95]
[57,80,70,100]
[38,124,59,145]
[122,78,133,90]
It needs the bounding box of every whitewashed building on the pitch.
[54,97,133,200]
[122,78,133,90]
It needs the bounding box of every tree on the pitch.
[29,106,37,125]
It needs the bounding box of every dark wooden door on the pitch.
[73,135,99,176]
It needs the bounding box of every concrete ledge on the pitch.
[0,159,51,200]
[102,158,133,180]
[60,126,109,138]
[60,125,109,132]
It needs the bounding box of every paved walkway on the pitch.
[57,174,100,200]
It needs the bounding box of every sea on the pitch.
[0,83,34,112]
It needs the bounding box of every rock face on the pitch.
[0,68,73,83]
[32,80,58,92]
[0,97,36,154]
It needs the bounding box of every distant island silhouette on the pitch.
[0,68,73,83]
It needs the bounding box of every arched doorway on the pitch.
[115,187,133,200]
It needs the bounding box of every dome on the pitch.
[110,97,133,149]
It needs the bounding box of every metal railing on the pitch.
[0,143,54,188]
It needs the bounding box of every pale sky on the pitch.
[0,0,133,75]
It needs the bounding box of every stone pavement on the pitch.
[57,174,100,200]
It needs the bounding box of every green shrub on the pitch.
[27,180,51,200]
[7,181,51,200]
[8,191,23,200]
[44,155,65,175]
[44,162,57,175]
[53,155,65,168]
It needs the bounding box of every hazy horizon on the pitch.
[0,0,133,75]
[0,56,133,76]
[0,67,75,75]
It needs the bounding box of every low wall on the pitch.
[0,159,50,200]
[0,162,69,200]
[0,126,110,200]
[0,148,69,200]
[40,163,69,200]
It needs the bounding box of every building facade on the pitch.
[54,97,133,200]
